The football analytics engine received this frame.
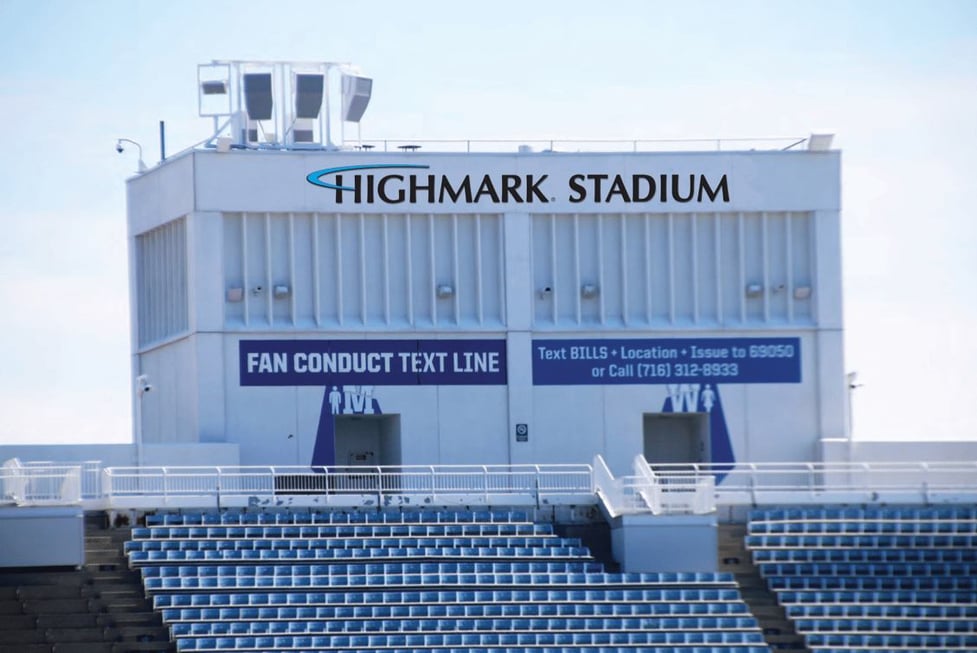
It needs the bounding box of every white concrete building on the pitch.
[125,62,846,474]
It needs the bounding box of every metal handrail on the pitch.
[4,459,976,510]
[342,136,808,154]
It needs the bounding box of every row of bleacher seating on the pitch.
[134,524,554,538]
[173,630,769,649]
[747,505,977,653]
[162,602,753,622]
[805,632,977,648]
[777,589,977,604]
[745,533,976,548]
[794,617,976,633]
[152,588,748,608]
[753,547,977,563]
[141,561,608,577]
[786,603,977,619]
[171,616,759,635]
[148,510,531,526]
[766,576,977,591]
[145,573,739,591]
[134,510,765,653]
[178,648,770,653]
[759,562,976,577]
[751,506,977,520]
[131,546,591,563]
[128,535,576,551]
[748,519,977,534]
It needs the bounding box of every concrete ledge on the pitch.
[609,512,717,573]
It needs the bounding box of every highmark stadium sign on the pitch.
[306,164,730,206]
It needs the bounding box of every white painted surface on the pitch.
[126,149,847,469]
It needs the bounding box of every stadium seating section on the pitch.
[746,505,977,653]
[128,510,769,653]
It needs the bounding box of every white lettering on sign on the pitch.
[667,384,702,413]
[247,352,288,374]
[293,352,394,374]
[398,352,448,373]
[452,351,500,373]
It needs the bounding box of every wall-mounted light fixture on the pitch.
[436,284,455,298]
[807,133,835,151]
[537,286,553,299]
[793,285,813,300]
[745,283,764,298]
[580,283,600,298]
[273,285,291,299]
[226,287,244,302]
[200,80,228,95]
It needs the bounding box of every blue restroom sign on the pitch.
[532,337,800,385]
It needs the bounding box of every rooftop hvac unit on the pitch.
[341,74,373,122]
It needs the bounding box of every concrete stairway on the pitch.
[719,523,810,652]
[0,514,173,653]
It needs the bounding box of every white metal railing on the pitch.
[341,136,808,154]
[3,459,976,512]
[593,455,716,517]
[649,461,977,505]
[635,456,716,515]
[1,458,83,506]
[592,455,622,515]
[17,460,102,499]
[632,454,662,514]
[100,464,594,511]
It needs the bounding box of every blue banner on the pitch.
[532,337,800,385]
[240,339,507,386]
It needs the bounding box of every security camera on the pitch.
[136,374,152,395]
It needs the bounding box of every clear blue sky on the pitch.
[0,0,975,444]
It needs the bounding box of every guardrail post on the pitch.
[102,468,112,508]
[215,467,222,512]
[534,465,541,511]
[376,466,383,506]
[921,462,930,505]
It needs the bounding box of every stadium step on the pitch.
[719,523,811,652]
[0,645,51,653]
[84,521,173,651]
[0,517,175,653]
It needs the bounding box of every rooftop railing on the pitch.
[200,136,813,155]
[345,137,810,154]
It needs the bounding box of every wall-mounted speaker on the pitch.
[243,73,273,121]
[341,75,373,122]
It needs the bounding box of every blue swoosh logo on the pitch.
[306,164,430,191]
